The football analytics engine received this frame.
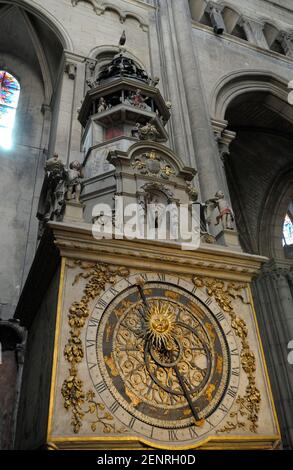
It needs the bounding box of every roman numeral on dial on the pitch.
[230,347,238,356]
[109,401,119,414]
[215,311,225,322]
[219,403,229,414]
[227,385,238,399]
[204,297,213,306]
[128,417,136,429]
[88,317,99,327]
[94,381,107,394]
[97,298,108,309]
[188,426,198,438]
[168,429,179,440]
[231,367,240,377]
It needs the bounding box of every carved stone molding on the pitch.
[71,0,103,15]
[71,0,148,31]
[49,221,266,282]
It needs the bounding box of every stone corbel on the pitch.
[207,2,225,34]
[211,118,236,161]
[239,17,268,49]
[278,31,293,58]
[65,62,77,80]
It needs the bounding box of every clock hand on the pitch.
[173,363,200,423]
[137,284,149,310]
[135,283,150,322]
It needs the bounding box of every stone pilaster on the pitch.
[162,0,228,202]
[156,0,196,169]
[49,52,84,165]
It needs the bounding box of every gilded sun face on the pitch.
[146,300,176,349]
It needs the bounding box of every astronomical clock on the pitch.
[14,49,280,450]
[30,231,279,451]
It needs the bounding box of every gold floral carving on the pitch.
[192,277,261,433]
[61,260,129,433]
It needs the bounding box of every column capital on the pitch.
[260,260,293,281]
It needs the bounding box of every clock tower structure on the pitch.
[14,47,280,450]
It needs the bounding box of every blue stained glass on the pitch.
[0,71,20,150]
[283,214,293,246]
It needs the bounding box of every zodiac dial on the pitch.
[86,273,240,447]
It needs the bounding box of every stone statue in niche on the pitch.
[186,181,198,202]
[125,89,149,110]
[147,193,166,229]
[37,152,66,224]
[97,97,111,113]
[205,190,234,230]
[66,161,84,203]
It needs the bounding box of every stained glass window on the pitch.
[283,213,293,246]
[0,71,20,150]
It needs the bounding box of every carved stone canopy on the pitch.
[97,52,150,84]
[78,78,171,129]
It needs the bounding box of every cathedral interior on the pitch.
[0,0,292,451]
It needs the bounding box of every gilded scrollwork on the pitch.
[61,260,129,433]
[192,277,261,433]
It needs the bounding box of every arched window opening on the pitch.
[283,207,293,247]
[0,71,20,150]
[270,38,286,55]
[230,23,247,41]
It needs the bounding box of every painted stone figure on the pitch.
[206,190,234,230]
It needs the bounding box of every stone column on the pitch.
[240,18,268,49]
[156,0,196,168]
[252,262,293,449]
[163,0,227,201]
[49,52,84,165]
[0,320,26,449]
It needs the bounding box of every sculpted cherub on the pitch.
[205,190,234,230]
[66,160,84,203]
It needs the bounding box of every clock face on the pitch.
[86,273,240,447]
